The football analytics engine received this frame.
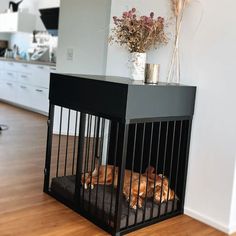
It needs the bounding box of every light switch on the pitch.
[66,48,74,61]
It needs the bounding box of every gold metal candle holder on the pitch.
[145,63,160,84]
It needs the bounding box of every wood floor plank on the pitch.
[0,102,230,235]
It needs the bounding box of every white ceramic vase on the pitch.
[129,52,146,81]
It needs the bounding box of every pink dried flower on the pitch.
[109,8,168,53]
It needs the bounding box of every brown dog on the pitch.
[82,165,175,209]
[145,166,175,203]
[82,165,152,209]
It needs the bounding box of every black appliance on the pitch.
[39,7,60,36]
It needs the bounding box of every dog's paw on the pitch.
[90,184,94,190]
[84,183,88,189]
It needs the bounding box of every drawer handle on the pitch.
[37,66,44,69]
[35,89,43,93]
[8,63,14,66]
[7,72,13,76]
[6,82,13,86]
[22,64,28,67]
[20,85,27,89]
[21,75,28,78]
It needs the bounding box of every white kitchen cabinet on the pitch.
[0,12,36,33]
[0,80,17,102]
[0,60,52,115]
[32,87,49,112]
[31,65,50,88]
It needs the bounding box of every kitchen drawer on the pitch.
[15,62,32,73]
[16,83,33,108]
[31,64,50,88]
[4,61,17,71]
[0,61,5,69]
[16,84,49,113]
[18,72,32,85]
[2,70,18,82]
[0,80,17,102]
[32,87,49,113]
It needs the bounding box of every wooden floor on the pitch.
[0,102,230,236]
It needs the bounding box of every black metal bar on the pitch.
[126,124,137,227]
[95,118,105,213]
[172,121,183,212]
[143,122,154,222]
[180,120,192,213]
[102,120,111,218]
[72,111,78,175]
[113,124,129,234]
[94,117,102,214]
[86,114,92,172]
[43,103,55,193]
[82,114,91,205]
[74,112,86,207]
[89,116,98,210]
[158,122,169,218]
[135,123,146,224]
[64,109,71,176]
[151,122,162,218]
[101,119,108,216]
[56,106,63,177]
[165,121,176,214]
[119,211,181,236]
[95,117,101,158]
[109,122,119,226]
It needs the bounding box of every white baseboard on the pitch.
[184,207,233,234]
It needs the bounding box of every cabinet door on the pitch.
[32,87,49,113]
[4,61,17,72]
[18,72,32,85]
[0,80,17,102]
[2,70,18,82]
[6,13,18,32]
[16,83,33,108]
[0,13,18,32]
[31,65,50,88]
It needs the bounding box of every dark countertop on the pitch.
[0,57,56,67]
[57,73,193,87]
[50,73,196,122]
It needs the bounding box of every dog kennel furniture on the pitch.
[44,73,196,236]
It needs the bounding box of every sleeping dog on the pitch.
[82,164,175,209]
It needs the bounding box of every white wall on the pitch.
[56,0,111,75]
[181,0,236,233]
[106,0,236,234]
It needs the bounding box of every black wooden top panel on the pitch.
[49,73,128,120]
[49,73,196,122]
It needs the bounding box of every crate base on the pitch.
[51,175,178,229]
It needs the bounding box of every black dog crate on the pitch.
[44,73,196,236]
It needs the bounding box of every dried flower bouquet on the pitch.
[109,8,168,53]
